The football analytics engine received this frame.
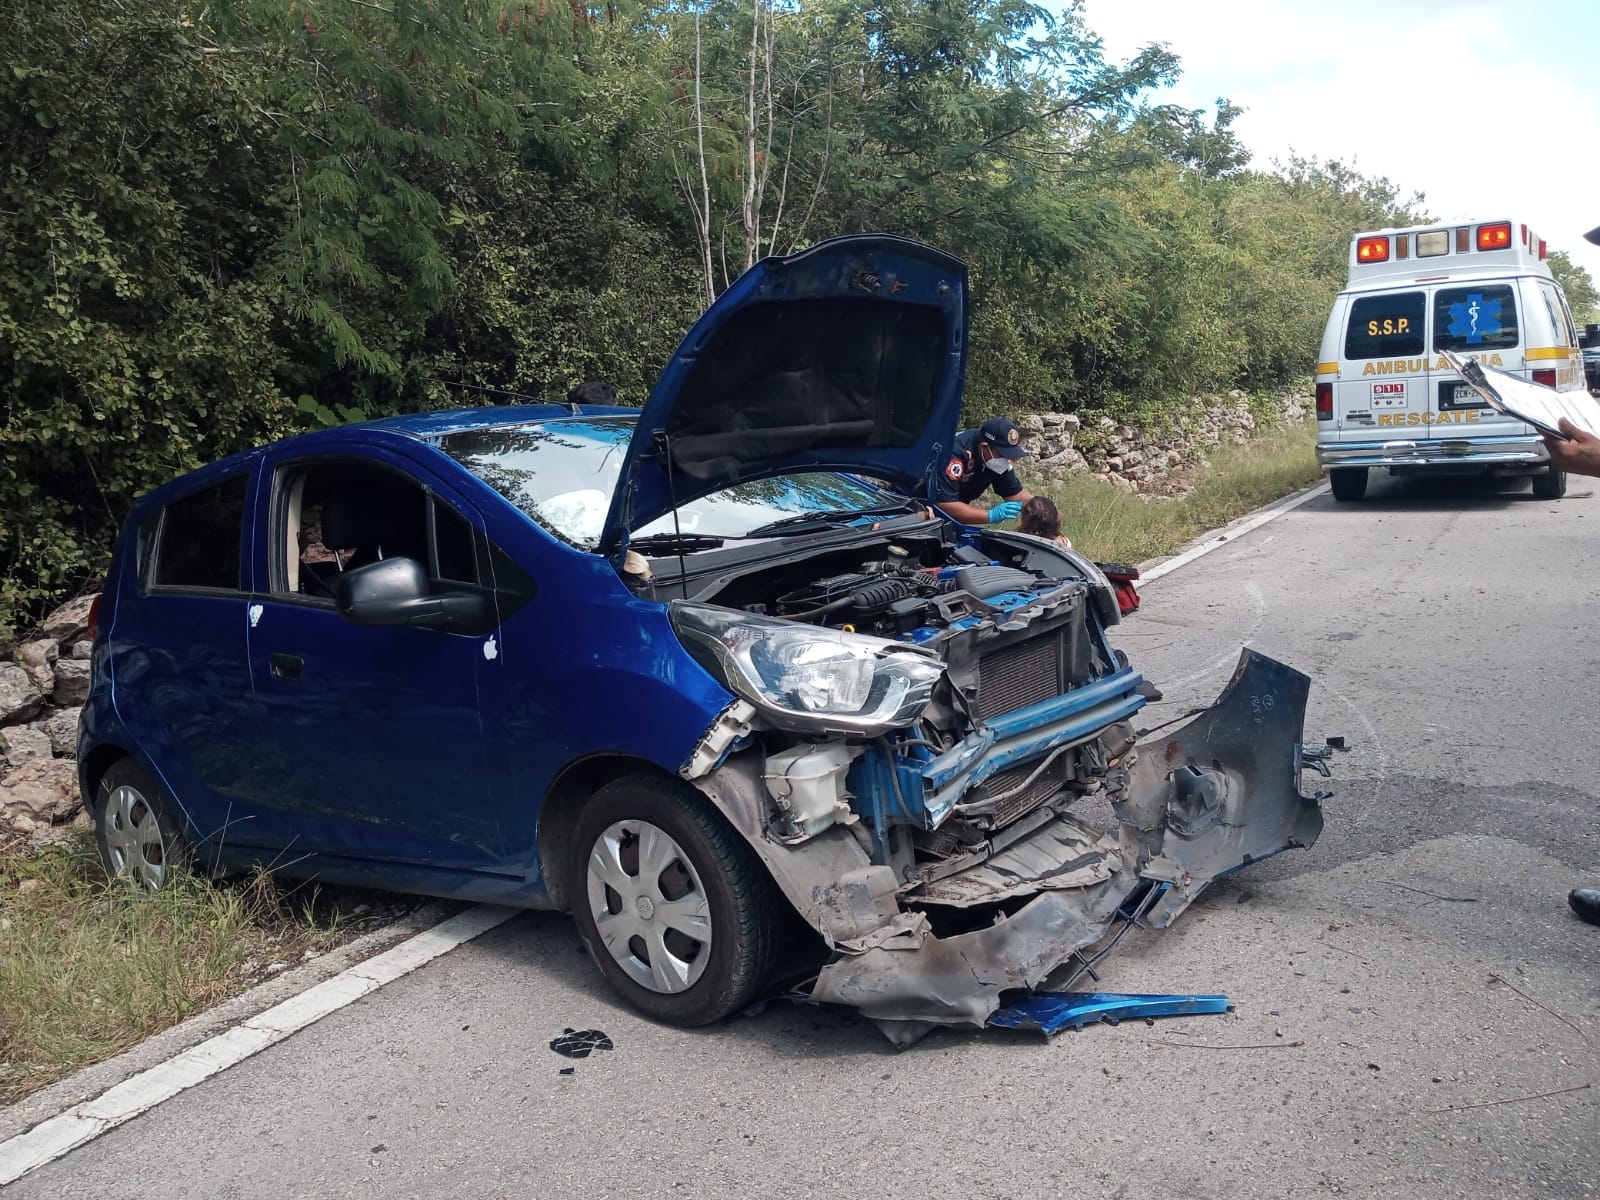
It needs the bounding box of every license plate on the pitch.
[1440,380,1488,411]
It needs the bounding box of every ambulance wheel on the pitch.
[1532,465,1567,500]
[1329,468,1368,502]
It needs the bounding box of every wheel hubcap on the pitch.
[585,820,711,994]
[103,784,168,890]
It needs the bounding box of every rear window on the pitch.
[152,475,248,592]
[1432,284,1518,352]
[1345,293,1425,359]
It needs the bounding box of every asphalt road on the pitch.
[16,470,1600,1200]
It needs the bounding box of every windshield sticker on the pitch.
[1447,293,1502,344]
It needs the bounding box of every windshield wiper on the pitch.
[743,504,920,538]
[629,532,726,553]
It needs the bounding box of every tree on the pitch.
[1550,251,1599,325]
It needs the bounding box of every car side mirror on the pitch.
[333,557,494,634]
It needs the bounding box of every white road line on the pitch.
[0,904,517,1187]
[1139,481,1330,584]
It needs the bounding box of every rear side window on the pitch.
[1540,282,1577,348]
[151,475,248,592]
[1432,284,1518,352]
[1345,293,1425,359]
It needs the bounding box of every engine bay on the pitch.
[640,521,1107,645]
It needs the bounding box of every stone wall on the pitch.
[0,594,95,847]
[1020,388,1313,495]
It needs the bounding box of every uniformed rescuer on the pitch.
[932,416,1034,526]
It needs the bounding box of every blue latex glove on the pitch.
[987,500,1022,524]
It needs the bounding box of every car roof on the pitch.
[128,405,640,517]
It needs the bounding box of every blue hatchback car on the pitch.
[81,235,1326,1040]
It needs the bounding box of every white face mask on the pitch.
[984,454,1011,474]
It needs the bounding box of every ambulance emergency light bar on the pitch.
[1352,220,1548,275]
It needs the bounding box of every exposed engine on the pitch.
[770,557,1039,639]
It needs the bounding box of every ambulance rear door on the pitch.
[1340,287,1433,436]
[1428,278,1524,438]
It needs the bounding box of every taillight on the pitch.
[1477,221,1512,250]
[1532,369,1557,388]
[1316,382,1333,420]
[87,594,102,643]
[1538,239,1548,260]
[1356,236,1389,264]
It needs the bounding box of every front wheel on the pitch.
[1329,467,1368,502]
[569,774,782,1026]
[93,759,189,890]
[1532,465,1567,500]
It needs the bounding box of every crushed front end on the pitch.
[670,543,1328,1044]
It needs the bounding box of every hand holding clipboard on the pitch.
[1441,349,1600,441]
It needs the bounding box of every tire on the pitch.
[1532,465,1567,500]
[569,774,782,1027]
[93,759,190,891]
[1329,467,1368,502]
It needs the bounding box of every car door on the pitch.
[107,468,269,860]
[240,448,509,875]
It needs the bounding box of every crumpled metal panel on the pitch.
[1117,648,1326,928]
[913,814,1120,907]
[806,649,1330,1040]
[988,990,1231,1034]
[810,876,1131,1029]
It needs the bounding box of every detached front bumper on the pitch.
[808,650,1327,1040]
[1316,434,1546,469]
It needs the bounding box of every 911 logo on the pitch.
[1370,381,1406,407]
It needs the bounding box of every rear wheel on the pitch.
[1329,467,1368,502]
[1532,465,1567,500]
[93,759,189,890]
[569,774,782,1026]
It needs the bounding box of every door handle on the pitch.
[269,652,304,682]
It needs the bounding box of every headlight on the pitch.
[669,600,945,735]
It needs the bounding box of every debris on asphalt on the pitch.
[986,990,1231,1035]
[1426,1082,1591,1115]
[550,1028,614,1059]
[1379,879,1478,903]
[1486,973,1585,1037]
[1146,1039,1306,1051]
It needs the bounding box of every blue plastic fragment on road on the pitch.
[987,991,1232,1034]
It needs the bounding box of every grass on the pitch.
[0,834,340,1105]
[1019,420,1321,564]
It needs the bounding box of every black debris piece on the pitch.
[550,1028,614,1059]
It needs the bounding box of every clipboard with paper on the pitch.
[1441,349,1600,441]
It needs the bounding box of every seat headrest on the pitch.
[320,485,426,559]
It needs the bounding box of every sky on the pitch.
[1078,0,1600,285]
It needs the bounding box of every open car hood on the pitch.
[598,234,969,555]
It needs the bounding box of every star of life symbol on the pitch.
[1447,293,1501,344]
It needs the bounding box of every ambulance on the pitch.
[1314,218,1587,501]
